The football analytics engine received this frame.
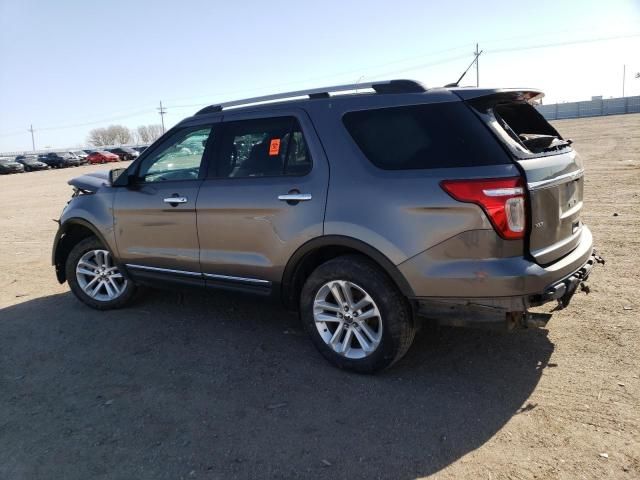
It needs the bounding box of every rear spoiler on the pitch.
[449,88,544,104]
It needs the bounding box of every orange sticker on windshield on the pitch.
[269,138,281,156]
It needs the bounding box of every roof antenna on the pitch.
[445,48,483,88]
[355,75,365,94]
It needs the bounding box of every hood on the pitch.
[68,170,111,192]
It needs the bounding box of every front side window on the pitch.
[137,126,212,183]
[217,116,311,178]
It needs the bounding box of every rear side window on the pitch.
[343,102,508,170]
[217,116,311,178]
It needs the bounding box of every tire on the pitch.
[300,254,416,373]
[65,237,136,310]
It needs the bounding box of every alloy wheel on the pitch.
[75,249,127,302]
[313,280,383,359]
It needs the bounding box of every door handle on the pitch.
[163,196,188,204]
[278,193,312,202]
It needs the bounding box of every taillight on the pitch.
[440,177,526,240]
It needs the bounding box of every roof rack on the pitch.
[195,79,426,115]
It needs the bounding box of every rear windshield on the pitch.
[342,102,509,170]
[469,98,571,155]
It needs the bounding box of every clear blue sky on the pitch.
[1,0,639,152]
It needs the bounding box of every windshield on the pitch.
[0,158,15,164]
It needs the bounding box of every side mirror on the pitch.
[109,168,129,186]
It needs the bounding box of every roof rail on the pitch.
[195,79,426,115]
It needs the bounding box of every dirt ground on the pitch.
[0,114,638,480]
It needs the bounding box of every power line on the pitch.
[1,31,639,138]
[160,43,476,107]
[35,109,155,132]
[487,31,640,54]
[341,53,471,82]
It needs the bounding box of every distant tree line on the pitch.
[87,124,163,146]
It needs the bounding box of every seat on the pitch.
[232,139,283,177]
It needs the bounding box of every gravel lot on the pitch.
[1,114,638,479]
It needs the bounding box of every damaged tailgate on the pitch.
[458,89,586,265]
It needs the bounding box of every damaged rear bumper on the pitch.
[414,248,604,330]
[530,249,605,309]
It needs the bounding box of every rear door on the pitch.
[113,121,218,281]
[463,91,585,265]
[196,109,329,291]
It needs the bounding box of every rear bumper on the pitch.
[414,247,602,321]
[401,225,597,310]
[528,247,603,308]
[413,248,602,331]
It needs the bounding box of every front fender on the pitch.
[52,218,117,284]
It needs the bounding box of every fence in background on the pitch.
[536,95,640,120]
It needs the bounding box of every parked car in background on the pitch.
[70,151,89,163]
[62,152,86,165]
[86,150,120,164]
[38,152,81,168]
[108,146,139,161]
[14,155,49,171]
[133,145,148,153]
[0,156,25,174]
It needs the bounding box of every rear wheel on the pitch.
[66,237,136,310]
[300,255,415,373]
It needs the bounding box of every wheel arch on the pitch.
[281,235,415,310]
[52,218,114,284]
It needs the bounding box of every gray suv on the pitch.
[52,80,602,372]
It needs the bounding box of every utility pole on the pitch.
[158,101,167,133]
[475,43,480,87]
[28,124,35,151]
[622,64,626,97]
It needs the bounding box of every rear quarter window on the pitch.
[342,102,509,170]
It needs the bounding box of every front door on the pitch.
[113,122,218,282]
[196,110,329,291]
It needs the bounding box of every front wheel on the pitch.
[66,237,136,310]
[300,255,416,373]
